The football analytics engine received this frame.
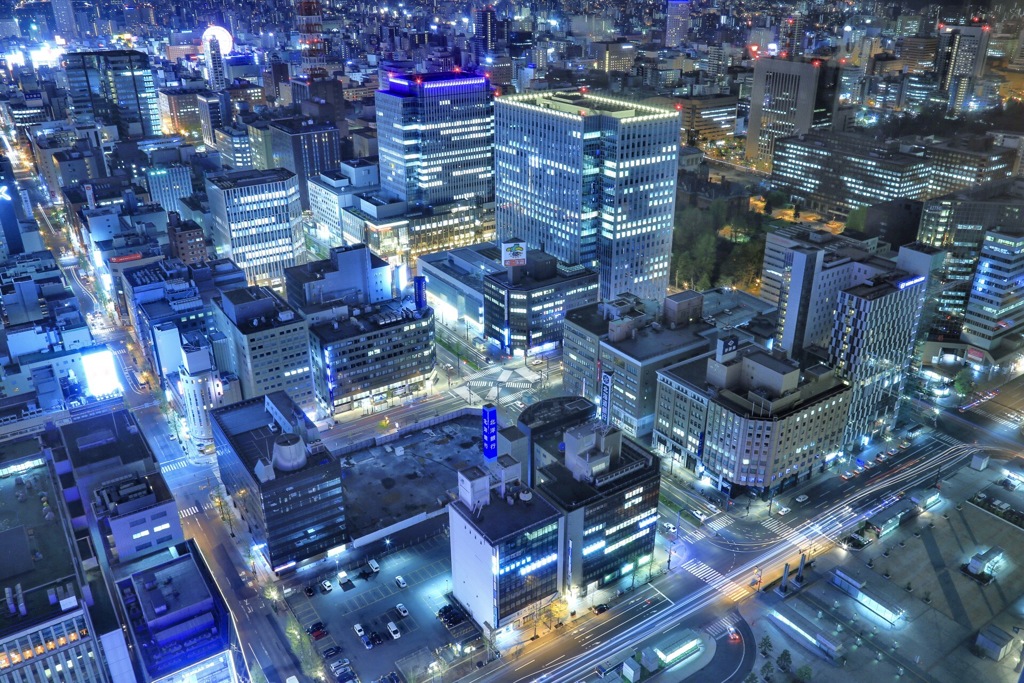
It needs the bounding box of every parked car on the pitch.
[387,621,401,639]
[841,471,854,480]
[593,604,609,614]
[322,647,340,659]
[311,629,328,640]
[794,494,809,504]
[353,623,365,637]
[320,580,333,593]
[304,585,315,597]
[361,634,373,650]
[306,621,324,634]
[370,631,383,645]
[396,603,409,617]
[395,575,407,588]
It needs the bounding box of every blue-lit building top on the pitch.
[375,71,494,209]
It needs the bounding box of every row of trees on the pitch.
[744,634,813,682]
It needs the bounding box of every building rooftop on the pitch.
[206,168,295,190]
[334,413,504,539]
[503,91,680,120]
[269,118,340,135]
[0,441,84,640]
[309,300,429,344]
[450,484,561,545]
[60,409,156,473]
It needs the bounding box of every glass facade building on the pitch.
[65,50,161,139]
[376,72,494,208]
[206,168,303,287]
[495,92,679,301]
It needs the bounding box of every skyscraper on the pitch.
[664,0,690,48]
[269,118,344,210]
[937,24,989,113]
[745,58,833,168]
[206,168,303,287]
[64,50,162,138]
[204,36,227,91]
[376,72,494,208]
[495,91,679,301]
[52,0,77,39]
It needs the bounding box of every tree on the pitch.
[759,634,773,657]
[953,367,975,397]
[541,598,570,627]
[794,664,813,682]
[763,199,774,215]
[744,673,760,683]
[776,649,793,673]
[760,659,775,682]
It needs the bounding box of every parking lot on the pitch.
[286,535,471,682]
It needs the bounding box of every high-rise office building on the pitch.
[780,14,807,59]
[268,118,344,210]
[206,168,303,287]
[473,6,499,56]
[198,89,230,149]
[665,0,690,47]
[828,248,935,448]
[963,227,1024,354]
[65,50,161,138]
[213,288,313,407]
[52,0,77,39]
[376,72,494,208]
[898,36,938,73]
[158,87,203,139]
[937,24,989,113]
[204,36,227,91]
[495,92,679,301]
[917,178,1024,318]
[771,133,931,219]
[145,163,192,214]
[745,58,834,168]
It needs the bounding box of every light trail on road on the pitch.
[477,443,978,683]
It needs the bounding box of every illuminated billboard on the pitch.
[81,349,123,398]
[501,241,527,267]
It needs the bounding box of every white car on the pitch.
[396,603,409,617]
[395,575,407,589]
[662,522,677,533]
[776,506,791,516]
[691,509,708,522]
[794,494,809,504]
[353,623,365,637]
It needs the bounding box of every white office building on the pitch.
[206,168,303,287]
[495,92,680,301]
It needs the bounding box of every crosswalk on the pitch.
[761,517,792,536]
[705,515,733,532]
[502,380,533,390]
[161,459,188,473]
[681,559,749,601]
[680,528,706,544]
[703,613,741,638]
[179,502,214,518]
[932,432,962,447]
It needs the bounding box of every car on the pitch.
[841,471,854,480]
[794,494,809,504]
[304,585,315,597]
[876,453,888,462]
[887,447,899,455]
[691,509,708,522]
[899,441,911,449]
[322,647,341,659]
[387,621,401,639]
[168,433,178,441]
[485,357,494,364]
[728,626,741,641]
[396,603,409,617]
[312,629,329,640]
[370,631,383,645]
[353,623,365,637]
[854,466,865,474]
[530,359,544,367]
[320,580,333,593]
[776,506,791,516]
[360,634,373,649]
[395,575,407,588]
[337,671,357,683]
[662,522,677,533]
[593,603,609,614]
[330,660,350,675]
[864,461,876,469]
[306,621,324,634]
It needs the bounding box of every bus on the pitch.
[906,424,924,438]
[594,649,633,678]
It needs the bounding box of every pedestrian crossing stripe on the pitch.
[704,613,741,637]
[681,529,705,544]
[162,461,187,472]
[705,516,733,532]
[681,559,749,601]
[179,506,199,518]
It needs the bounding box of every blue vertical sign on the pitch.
[600,371,613,424]
[482,403,498,459]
